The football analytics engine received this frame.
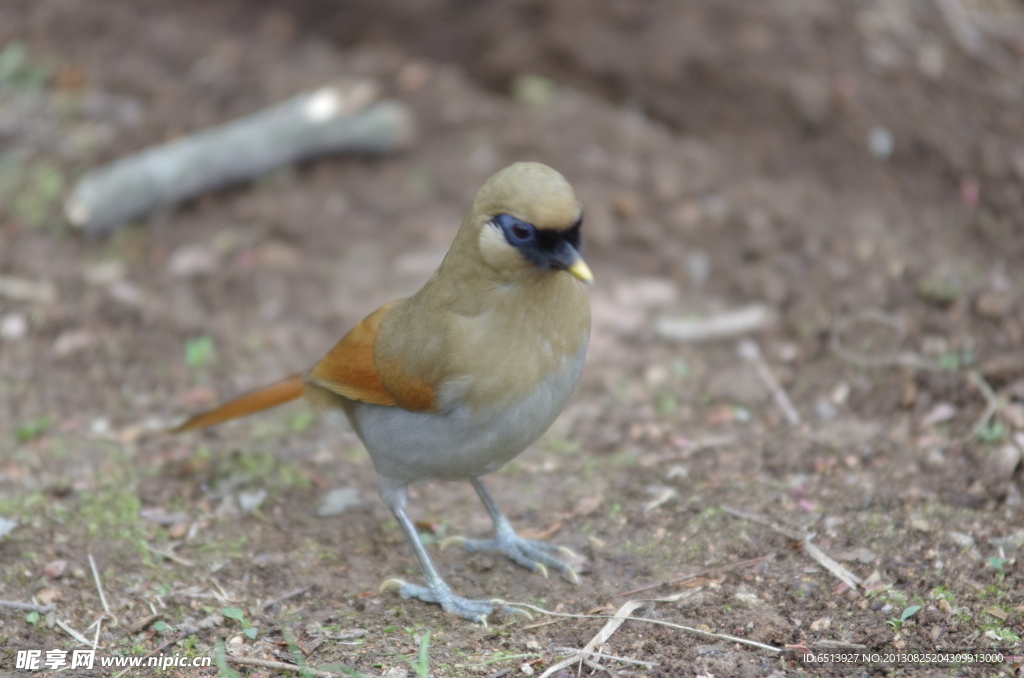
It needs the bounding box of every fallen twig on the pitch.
[643,486,677,514]
[504,599,781,678]
[66,84,415,234]
[261,585,312,611]
[963,370,1002,443]
[812,639,868,651]
[934,0,986,56]
[144,542,194,567]
[614,553,775,598]
[88,553,110,615]
[723,507,863,591]
[0,276,57,304]
[538,600,645,678]
[550,647,659,668]
[655,304,776,343]
[126,613,162,635]
[803,540,863,590]
[0,600,55,613]
[739,339,801,426]
[226,655,341,677]
[55,618,93,647]
[722,506,803,540]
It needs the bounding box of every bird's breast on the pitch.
[440,276,590,413]
[344,337,587,483]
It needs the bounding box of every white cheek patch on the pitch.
[477,221,523,271]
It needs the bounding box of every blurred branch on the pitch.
[934,0,986,56]
[66,84,415,234]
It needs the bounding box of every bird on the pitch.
[171,162,593,622]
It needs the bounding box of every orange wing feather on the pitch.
[172,302,438,435]
[307,302,437,412]
[170,375,306,432]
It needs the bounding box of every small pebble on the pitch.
[1003,403,1024,430]
[53,329,95,357]
[84,260,126,286]
[238,489,267,514]
[985,444,1021,480]
[815,399,837,421]
[685,250,711,287]
[43,560,67,579]
[810,617,831,632]
[975,291,1013,319]
[1,312,28,341]
[917,43,945,79]
[867,126,894,159]
[168,244,218,278]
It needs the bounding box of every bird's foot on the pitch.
[380,579,529,625]
[442,532,580,584]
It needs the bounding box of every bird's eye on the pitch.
[495,214,536,244]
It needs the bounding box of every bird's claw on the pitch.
[379,578,407,593]
[453,533,580,584]
[380,579,530,624]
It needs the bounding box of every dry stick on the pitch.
[738,339,801,427]
[0,600,55,613]
[507,602,781,660]
[550,647,659,668]
[813,639,868,651]
[144,542,194,567]
[226,655,340,677]
[970,10,1024,42]
[55,618,93,647]
[655,304,776,343]
[88,553,110,614]
[538,600,646,678]
[261,585,312,611]
[723,507,863,590]
[934,0,986,56]
[722,507,803,540]
[66,87,415,235]
[964,370,1001,443]
[803,540,863,590]
[0,276,57,304]
[615,553,775,598]
[126,613,162,635]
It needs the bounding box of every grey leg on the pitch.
[377,477,521,623]
[445,477,579,584]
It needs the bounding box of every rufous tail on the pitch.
[170,375,306,433]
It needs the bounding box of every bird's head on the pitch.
[468,162,593,284]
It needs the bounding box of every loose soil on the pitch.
[0,1,1022,676]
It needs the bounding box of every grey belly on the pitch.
[340,356,584,483]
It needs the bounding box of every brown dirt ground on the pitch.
[1,1,1023,676]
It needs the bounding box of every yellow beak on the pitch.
[568,258,595,284]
